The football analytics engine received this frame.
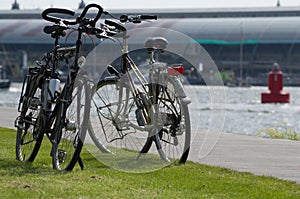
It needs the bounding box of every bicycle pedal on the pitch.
[58,149,67,163]
[66,120,76,131]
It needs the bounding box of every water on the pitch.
[185,85,300,136]
[2,82,300,136]
[0,83,22,108]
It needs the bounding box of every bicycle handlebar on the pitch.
[140,15,157,20]
[120,14,157,23]
[105,19,127,32]
[42,8,77,25]
[77,3,103,26]
[102,14,157,36]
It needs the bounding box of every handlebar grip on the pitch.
[105,19,127,32]
[78,3,103,26]
[119,15,128,23]
[140,15,157,20]
[42,8,75,24]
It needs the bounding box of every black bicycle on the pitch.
[15,4,104,170]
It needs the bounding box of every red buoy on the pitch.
[261,65,290,103]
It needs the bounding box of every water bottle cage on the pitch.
[47,88,60,102]
[48,78,61,102]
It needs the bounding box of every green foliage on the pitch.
[257,122,300,141]
[1,127,300,198]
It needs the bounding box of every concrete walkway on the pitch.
[190,131,300,184]
[1,107,300,184]
[0,107,18,129]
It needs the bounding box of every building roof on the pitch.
[2,6,300,19]
[1,17,300,45]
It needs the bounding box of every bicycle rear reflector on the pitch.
[167,65,184,76]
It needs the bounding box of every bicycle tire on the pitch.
[16,84,44,162]
[88,79,149,157]
[141,78,191,164]
[52,79,91,171]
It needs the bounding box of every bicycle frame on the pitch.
[43,31,85,142]
[104,32,188,135]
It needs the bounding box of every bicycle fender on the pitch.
[103,76,119,82]
[169,77,191,105]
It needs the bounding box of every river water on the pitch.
[2,82,300,136]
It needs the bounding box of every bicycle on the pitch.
[15,4,104,170]
[88,14,191,165]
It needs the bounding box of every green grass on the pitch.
[1,127,300,198]
[257,122,300,141]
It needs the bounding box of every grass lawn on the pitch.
[1,127,300,198]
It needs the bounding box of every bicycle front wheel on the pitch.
[52,80,91,171]
[88,79,149,159]
[16,85,44,162]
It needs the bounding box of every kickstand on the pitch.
[78,156,84,170]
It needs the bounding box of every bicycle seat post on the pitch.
[122,34,128,55]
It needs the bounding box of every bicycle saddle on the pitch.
[144,37,168,50]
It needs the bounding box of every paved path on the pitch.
[1,107,300,184]
[191,131,300,184]
[0,107,18,129]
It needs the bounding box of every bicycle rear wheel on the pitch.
[147,78,191,164]
[52,80,90,171]
[16,84,44,162]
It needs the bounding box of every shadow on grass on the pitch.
[85,145,172,173]
[0,156,112,177]
[0,129,109,176]
[0,129,170,175]
[0,158,53,175]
